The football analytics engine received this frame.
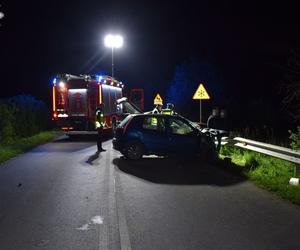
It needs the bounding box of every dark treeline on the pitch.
[0,95,50,144]
[165,56,298,144]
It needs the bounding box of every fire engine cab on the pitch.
[52,74,138,134]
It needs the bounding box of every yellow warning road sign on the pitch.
[154,93,163,105]
[192,83,210,100]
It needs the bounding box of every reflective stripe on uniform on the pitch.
[95,121,101,128]
[95,111,105,128]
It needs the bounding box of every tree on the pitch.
[0,102,15,144]
[166,58,225,117]
[280,50,300,122]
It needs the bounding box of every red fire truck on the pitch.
[51,74,141,134]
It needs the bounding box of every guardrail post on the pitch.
[289,164,299,186]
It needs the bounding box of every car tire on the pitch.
[123,141,144,160]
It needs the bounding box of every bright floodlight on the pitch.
[104,34,123,48]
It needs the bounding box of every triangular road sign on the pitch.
[193,83,210,100]
[154,93,163,105]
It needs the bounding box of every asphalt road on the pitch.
[0,136,300,250]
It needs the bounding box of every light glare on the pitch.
[104,34,123,48]
[59,81,65,88]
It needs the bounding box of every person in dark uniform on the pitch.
[207,107,230,152]
[162,103,175,115]
[207,107,222,152]
[207,107,221,129]
[95,105,106,152]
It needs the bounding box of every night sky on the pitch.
[1,1,299,120]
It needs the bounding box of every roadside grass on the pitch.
[0,131,56,165]
[219,145,300,205]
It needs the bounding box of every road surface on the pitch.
[0,136,300,250]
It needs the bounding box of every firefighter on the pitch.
[152,103,163,114]
[162,103,175,115]
[95,105,106,152]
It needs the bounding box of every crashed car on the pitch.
[112,113,217,160]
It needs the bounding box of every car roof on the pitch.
[132,113,183,119]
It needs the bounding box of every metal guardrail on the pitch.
[220,136,300,185]
[233,137,300,165]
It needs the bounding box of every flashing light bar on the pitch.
[98,75,103,82]
[52,78,57,84]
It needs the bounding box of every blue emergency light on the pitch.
[97,75,103,82]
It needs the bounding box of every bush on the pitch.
[0,103,16,144]
[289,126,300,150]
[0,131,56,165]
[219,144,300,205]
[0,95,50,143]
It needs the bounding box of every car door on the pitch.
[140,116,169,154]
[167,117,199,154]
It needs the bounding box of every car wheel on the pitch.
[123,141,144,160]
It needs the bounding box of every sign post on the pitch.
[192,83,210,125]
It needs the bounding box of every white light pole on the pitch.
[104,34,123,78]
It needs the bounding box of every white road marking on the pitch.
[112,148,132,250]
[77,215,104,231]
[35,239,50,247]
[98,148,111,249]
[91,215,104,225]
[76,224,90,231]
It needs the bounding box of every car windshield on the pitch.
[169,117,194,135]
[177,115,200,130]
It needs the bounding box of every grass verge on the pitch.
[219,145,300,205]
[0,131,57,165]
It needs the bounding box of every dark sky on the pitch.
[1,1,299,108]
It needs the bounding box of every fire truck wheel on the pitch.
[123,141,144,160]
